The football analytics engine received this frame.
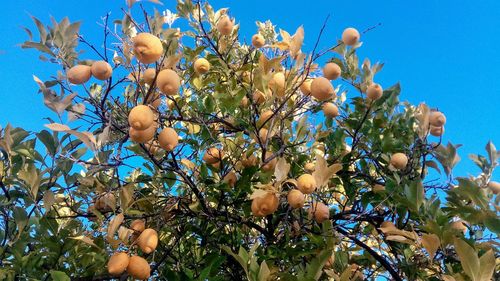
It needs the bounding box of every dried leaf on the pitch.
[68,103,85,122]
[270,41,290,51]
[45,123,97,151]
[118,226,133,244]
[386,235,413,244]
[421,233,440,260]
[107,213,124,241]
[290,26,304,58]
[415,103,430,139]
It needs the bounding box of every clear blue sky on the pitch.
[0,0,498,180]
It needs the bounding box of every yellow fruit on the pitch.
[366,83,383,100]
[203,147,223,164]
[429,111,446,127]
[450,221,467,234]
[242,153,258,167]
[488,181,500,194]
[300,78,312,95]
[107,252,129,276]
[156,69,181,96]
[90,60,112,80]
[95,193,116,213]
[310,77,334,101]
[217,15,234,36]
[304,162,315,173]
[253,90,267,105]
[297,174,317,194]
[143,68,157,85]
[372,184,385,193]
[137,228,158,254]
[257,110,274,128]
[128,105,155,130]
[130,219,146,233]
[133,33,163,64]
[323,62,341,80]
[390,153,408,170]
[429,125,444,137]
[252,34,265,48]
[287,189,305,209]
[223,171,237,187]
[158,127,178,151]
[342,27,360,46]
[262,151,277,172]
[127,255,151,280]
[67,65,92,84]
[309,201,329,223]
[322,102,339,118]
[251,192,279,217]
[194,58,211,74]
[269,72,286,97]
[129,124,156,144]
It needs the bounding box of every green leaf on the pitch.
[484,214,500,235]
[13,207,28,238]
[404,180,424,211]
[485,141,497,166]
[36,130,57,156]
[454,238,479,281]
[50,270,70,281]
[221,245,249,277]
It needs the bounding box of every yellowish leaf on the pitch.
[313,156,341,188]
[181,159,196,170]
[478,250,495,281]
[44,123,70,131]
[70,235,99,249]
[441,275,456,281]
[274,157,290,182]
[454,238,480,281]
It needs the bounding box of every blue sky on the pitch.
[0,0,498,180]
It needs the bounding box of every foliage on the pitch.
[0,0,499,280]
